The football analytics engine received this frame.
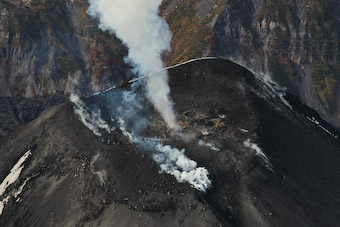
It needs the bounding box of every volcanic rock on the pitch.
[0,59,340,227]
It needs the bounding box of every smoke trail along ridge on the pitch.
[87,0,178,129]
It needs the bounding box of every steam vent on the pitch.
[1,59,340,226]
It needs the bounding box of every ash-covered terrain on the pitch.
[1,59,340,227]
[0,96,64,139]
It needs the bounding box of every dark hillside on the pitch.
[0,59,340,226]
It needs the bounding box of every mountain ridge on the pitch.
[1,0,340,130]
[1,59,340,226]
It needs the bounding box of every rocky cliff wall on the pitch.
[1,0,340,129]
[161,0,340,129]
[212,0,340,128]
[0,0,128,98]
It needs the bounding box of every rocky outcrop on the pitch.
[212,0,340,129]
[1,0,340,129]
[161,0,340,129]
[0,0,128,98]
[1,59,340,226]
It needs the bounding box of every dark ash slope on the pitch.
[0,96,64,139]
[0,59,340,227]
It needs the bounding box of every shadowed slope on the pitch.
[0,59,340,226]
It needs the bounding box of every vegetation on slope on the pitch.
[160,0,225,65]
[305,0,340,110]
[0,0,127,96]
[1,0,340,115]
[250,0,340,108]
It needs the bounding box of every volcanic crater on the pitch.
[0,59,340,227]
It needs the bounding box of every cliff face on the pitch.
[1,0,340,129]
[1,59,340,226]
[0,0,127,98]
[212,0,340,129]
[161,0,340,129]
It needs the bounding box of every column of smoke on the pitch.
[87,0,178,129]
[81,0,212,192]
[71,89,212,192]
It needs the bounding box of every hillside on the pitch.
[0,96,64,138]
[160,0,340,129]
[0,0,339,129]
[1,59,340,226]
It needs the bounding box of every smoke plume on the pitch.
[70,94,113,136]
[69,1,212,192]
[134,135,212,192]
[87,0,178,129]
[153,143,211,192]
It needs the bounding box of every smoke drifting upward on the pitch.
[87,0,178,129]
[81,0,212,192]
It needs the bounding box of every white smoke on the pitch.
[70,90,212,191]
[70,94,114,136]
[113,92,212,192]
[87,0,178,129]
[243,139,273,171]
[198,140,220,152]
[117,117,134,143]
[109,109,211,192]
[153,144,212,192]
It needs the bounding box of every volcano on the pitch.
[1,59,340,227]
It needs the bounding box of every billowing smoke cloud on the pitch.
[87,0,178,129]
[153,144,211,192]
[134,135,212,192]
